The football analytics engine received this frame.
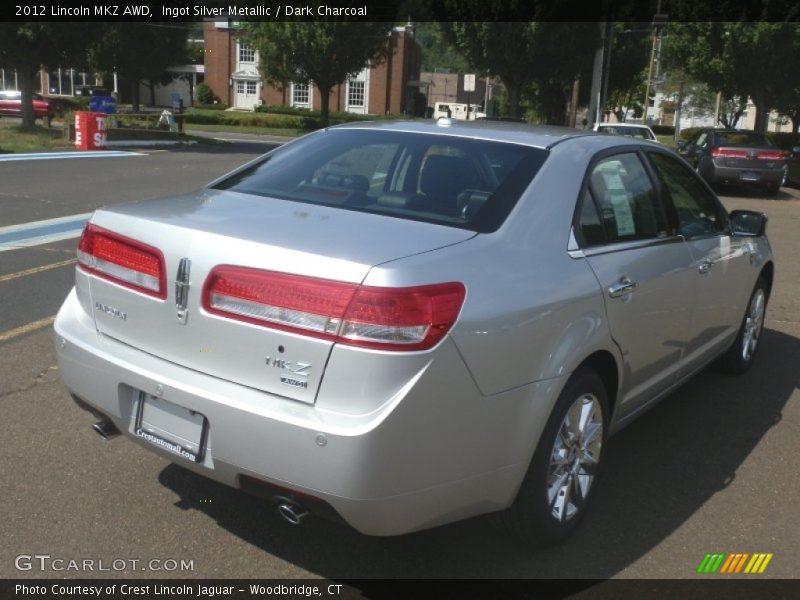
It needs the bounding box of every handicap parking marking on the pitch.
[0,213,92,252]
[0,150,143,162]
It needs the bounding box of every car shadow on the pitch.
[716,185,795,201]
[158,327,798,580]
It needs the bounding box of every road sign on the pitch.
[464,74,476,92]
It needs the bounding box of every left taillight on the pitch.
[77,223,167,299]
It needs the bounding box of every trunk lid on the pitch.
[85,190,475,403]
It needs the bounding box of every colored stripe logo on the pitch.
[697,552,773,574]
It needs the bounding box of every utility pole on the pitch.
[642,4,667,125]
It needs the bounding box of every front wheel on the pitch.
[501,367,608,546]
[716,277,767,374]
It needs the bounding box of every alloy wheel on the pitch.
[546,393,603,523]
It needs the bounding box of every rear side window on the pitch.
[585,153,668,243]
[648,152,725,238]
[213,129,547,233]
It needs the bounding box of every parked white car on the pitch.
[594,122,658,142]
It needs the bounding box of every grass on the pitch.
[0,118,223,153]
[184,123,306,138]
[0,121,73,153]
[657,134,677,148]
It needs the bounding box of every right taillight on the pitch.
[203,265,465,351]
[77,224,167,299]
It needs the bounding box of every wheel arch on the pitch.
[760,261,774,300]
[574,350,620,428]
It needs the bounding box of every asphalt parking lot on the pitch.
[1,141,798,584]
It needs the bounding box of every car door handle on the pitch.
[698,260,713,275]
[608,278,638,298]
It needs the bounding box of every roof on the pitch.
[331,119,596,150]
[595,122,654,129]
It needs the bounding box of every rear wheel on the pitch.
[716,277,767,374]
[501,367,608,546]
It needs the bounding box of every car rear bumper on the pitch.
[707,164,784,187]
[54,288,561,535]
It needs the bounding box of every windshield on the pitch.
[213,129,547,233]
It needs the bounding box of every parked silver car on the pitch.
[55,121,773,544]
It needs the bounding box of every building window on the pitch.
[246,80,257,94]
[347,80,365,107]
[292,83,310,107]
[236,80,245,94]
[239,44,255,64]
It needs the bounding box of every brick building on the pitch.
[203,21,423,115]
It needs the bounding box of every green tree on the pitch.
[88,23,189,112]
[603,24,651,122]
[662,22,800,133]
[243,21,391,125]
[440,22,597,121]
[415,23,470,73]
[0,23,97,129]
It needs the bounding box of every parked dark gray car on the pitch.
[677,129,785,196]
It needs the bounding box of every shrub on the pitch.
[196,83,214,105]
[650,125,675,136]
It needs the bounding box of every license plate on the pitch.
[134,392,207,462]
[739,171,760,182]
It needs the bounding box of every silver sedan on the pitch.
[54,120,773,545]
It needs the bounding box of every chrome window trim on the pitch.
[581,234,685,257]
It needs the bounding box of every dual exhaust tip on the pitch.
[276,498,310,525]
[91,419,120,440]
[90,421,310,525]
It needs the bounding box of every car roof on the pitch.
[330,119,598,150]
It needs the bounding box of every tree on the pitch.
[603,24,650,122]
[0,23,97,129]
[88,23,188,112]
[440,22,597,121]
[415,23,470,73]
[243,22,391,125]
[662,22,800,133]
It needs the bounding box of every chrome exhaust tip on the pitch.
[91,419,120,440]
[276,500,309,525]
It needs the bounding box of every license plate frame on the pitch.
[134,391,207,463]
[739,171,760,182]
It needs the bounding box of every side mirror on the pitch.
[729,210,767,237]
[675,141,687,152]
[791,146,800,156]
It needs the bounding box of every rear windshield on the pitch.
[713,132,774,147]
[212,129,547,233]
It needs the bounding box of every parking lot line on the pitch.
[0,259,77,283]
[0,150,144,162]
[0,315,55,344]
[0,213,90,252]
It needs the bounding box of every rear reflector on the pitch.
[203,266,466,351]
[77,224,166,299]
[711,147,748,159]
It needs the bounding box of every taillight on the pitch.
[756,150,784,160]
[711,147,748,159]
[77,224,167,299]
[203,266,466,351]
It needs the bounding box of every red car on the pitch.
[0,90,54,124]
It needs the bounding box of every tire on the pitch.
[500,367,608,546]
[715,277,768,374]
